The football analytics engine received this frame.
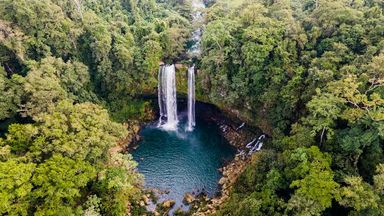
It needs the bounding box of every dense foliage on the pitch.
[2,0,384,215]
[0,0,192,101]
[0,0,192,215]
[199,0,384,215]
[0,99,143,215]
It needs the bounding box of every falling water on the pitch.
[158,66,165,125]
[157,0,204,131]
[158,64,178,130]
[187,66,196,131]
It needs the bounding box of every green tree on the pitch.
[0,159,35,216]
[31,154,96,215]
[24,57,98,117]
[338,176,379,212]
[285,147,340,216]
[94,153,143,216]
[3,100,127,163]
[0,67,24,120]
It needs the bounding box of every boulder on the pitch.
[219,177,226,185]
[139,201,145,207]
[132,125,140,133]
[142,195,149,205]
[162,200,175,208]
[183,192,195,204]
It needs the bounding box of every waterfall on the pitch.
[158,64,178,130]
[157,0,204,131]
[187,66,196,131]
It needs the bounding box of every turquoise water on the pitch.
[132,112,235,212]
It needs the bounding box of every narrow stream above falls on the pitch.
[132,110,236,214]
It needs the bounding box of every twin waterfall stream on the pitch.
[157,0,203,131]
[157,64,196,131]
